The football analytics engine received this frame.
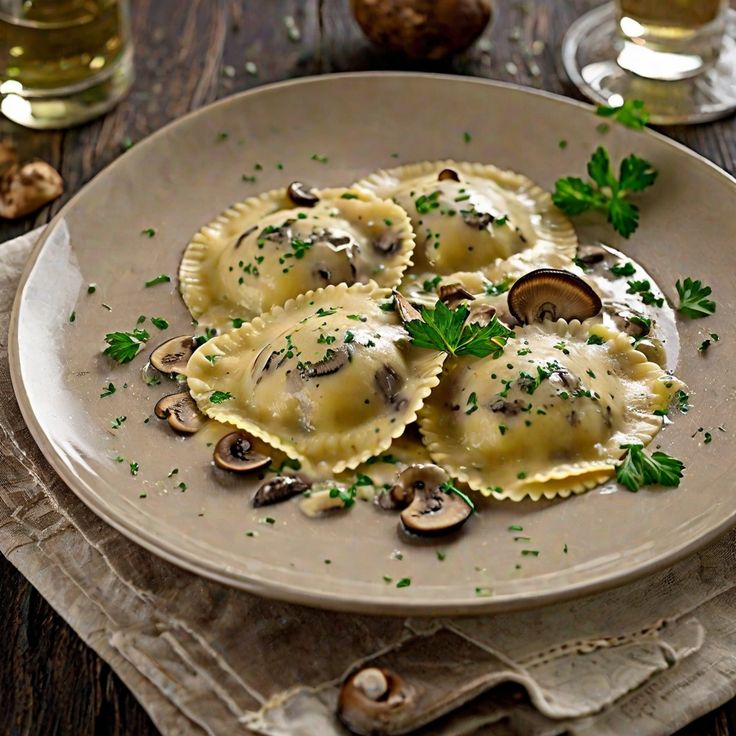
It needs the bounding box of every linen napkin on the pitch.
[2,228,736,736]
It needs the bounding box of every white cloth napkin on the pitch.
[2,228,736,736]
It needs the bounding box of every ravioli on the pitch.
[420,321,682,501]
[179,187,415,332]
[354,160,577,276]
[185,282,445,474]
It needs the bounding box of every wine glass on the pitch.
[562,0,736,124]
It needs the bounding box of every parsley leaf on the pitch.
[609,261,636,277]
[626,279,664,307]
[676,277,716,318]
[596,99,649,130]
[144,274,170,288]
[209,391,233,404]
[552,146,657,237]
[103,329,150,364]
[616,443,684,492]
[150,316,169,330]
[404,300,514,359]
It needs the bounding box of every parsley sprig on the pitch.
[676,277,716,318]
[552,146,657,238]
[103,329,150,364]
[404,300,514,359]
[616,444,684,492]
[596,99,649,130]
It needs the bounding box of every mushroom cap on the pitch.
[350,0,492,61]
[438,282,475,307]
[253,475,310,507]
[392,290,422,323]
[213,431,271,472]
[395,464,473,536]
[150,335,196,375]
[154,392,207,434]
[337,666,415,736]
[286,180,319,207]
[437,167,460,182]
[507,268,602,325]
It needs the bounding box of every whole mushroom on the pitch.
[351,0,493,61]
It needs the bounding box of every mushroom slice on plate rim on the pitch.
[154,391,206,434]
[213,431,271,472]
[150,335,196,374]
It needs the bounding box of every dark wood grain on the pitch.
[1,0,734,734]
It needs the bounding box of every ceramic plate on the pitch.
[9,74,735,615]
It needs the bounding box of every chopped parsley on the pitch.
[144,274,171,288]
[396,577,411,588]
[609,261,636,277]
[87,284,96,294]
[150,316,169,330]
[209,391,233,404]
[552,146,657,237]
[100,382,116,398]
[340,192,358,199]
[69,311,76,323]
[465,392,478,415]
[311,153,328,163]
[484,277,511,296]
[422,275,442,293]
[231,317,245,328]
[596,99,649,130]
[436,550,446,561]
[626,279,664,307]
[103,329,150,364]
[463,131,472,143]
[586,333,605,345]
[676,277,716,318]
[439,479,475,511]
[404,299,514,358]
[111,415,126,429]
[141,227,156,238]
[616,443,684,492]
[129,461,139,476]
[315,307,337,317]
[415,190,441,214]
[558,139,568,149]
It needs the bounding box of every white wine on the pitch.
[0,0,133,128]
[616,0,727,80]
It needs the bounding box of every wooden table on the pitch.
[1,1,734,733]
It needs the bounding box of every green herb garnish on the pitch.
[610,261,636,277]
[141,227,156,238]
[144,274,170,288]
[484,277,511,296]
[439,479,476,511]
[209,391,233,404]
[615,443,684,492]
[150,316,169,330]
[103,329,150,364]
[404,300,514,358]
[100,382,116,398]
[676,277,715,318]
[552,146,657,237]
[396,577,411,588]
[626,279,664,307]
[596,99,649,130]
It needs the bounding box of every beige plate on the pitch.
[9,73,736,615]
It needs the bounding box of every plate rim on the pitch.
[9,71,736,616]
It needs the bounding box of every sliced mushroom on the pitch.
[398,464,473,536]
[213,431,271,472]
[150,335,196,374]
[286,180,319,207]
[438,282,475,307]
[507,268,602,325]
[373,231,401,255]
[603,302,651,338]
[461,208,493,230]
[375,364,403,405]
[392,290,422,323]
[437,167,460,182]
[253,475,310,507]
[378,464,444,511]
[300,345,352,379]
[467,302,497,327]
[576,244,609,266]
[154,392,206,434]
[337,667,415,736]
